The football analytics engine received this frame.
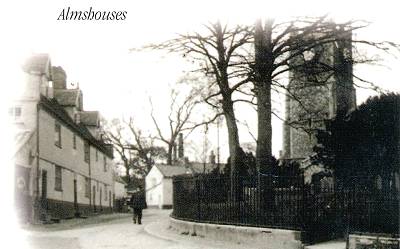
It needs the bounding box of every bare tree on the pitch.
[150,88,201,165]
[142,21,253,178]
[104,118,166,182]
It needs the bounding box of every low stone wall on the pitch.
[170,217,303,249]
[348,234,400,249]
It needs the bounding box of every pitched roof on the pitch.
[39,95,113,158]
[54,89,80,106]
[188,162,219,174]
[155,164,192,178]
[79,111,99,126]
[22,53,51,74]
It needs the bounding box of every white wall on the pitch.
[162,178,173,206]
[90,146,114,208]
[37,109,114,207]
[114,181,126,199]
[145,166,164,208]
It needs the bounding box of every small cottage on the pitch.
[145,164,191,209]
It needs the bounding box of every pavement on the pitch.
[19,209,249,249]
[20,212,132,231]
[17,209,347,249]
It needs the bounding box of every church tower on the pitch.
[282,30,356,160]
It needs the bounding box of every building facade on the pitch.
[282,32,356,160]
[146,164,192,209]
[13,54,115,222]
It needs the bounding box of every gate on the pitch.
[303,184,340,244]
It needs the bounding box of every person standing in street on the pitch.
[130,186,146,224]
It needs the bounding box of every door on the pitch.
[99,188,102,211]
[40,170,48,220]
[73,179,79,216]
[93,186,96,211]
[41,170,47,199]
[109,191,112,208]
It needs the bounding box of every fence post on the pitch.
[196,177,200,221]
[301,173,309,244]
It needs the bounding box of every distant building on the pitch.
[146,164,192,209]
[13,54,115,223]
[113,175,127,200]
[145,158,222,209]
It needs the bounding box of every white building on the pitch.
[12,54,115,222]
[145,162,220,209]
[145,165,191,209]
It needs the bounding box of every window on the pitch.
[9,106,22,120]
[104,186,108,201]
[103,156,107,172]
[95,150,98,161]
[84,141,90,163]
[73,134,77,150]
[54,122,62,148]
[55,165,62,191]
[85,177,90,198]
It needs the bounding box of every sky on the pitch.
[2,0,400,162]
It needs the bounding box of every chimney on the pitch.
[52,66,67,89]
[178,133,184,158]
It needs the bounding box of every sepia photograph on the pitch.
[2,0,399,248]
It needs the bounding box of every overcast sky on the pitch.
[3,0,400,161]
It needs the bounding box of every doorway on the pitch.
[92,185,96,212]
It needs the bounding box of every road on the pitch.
[21,209,246,249]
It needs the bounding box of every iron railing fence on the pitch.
[172,174,305,231]
[343,175,399,236]
[172,174,399,243]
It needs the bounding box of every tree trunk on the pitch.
[167,144,173,165]
[124,159,131,184]
[222,97,241,200]
[215,21,242,200]
[254,19,274,173]
[254,19,274,213]
[256,84,272,172]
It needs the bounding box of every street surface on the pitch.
[21,209,249,249]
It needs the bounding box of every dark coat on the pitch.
[130,191,146,209]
